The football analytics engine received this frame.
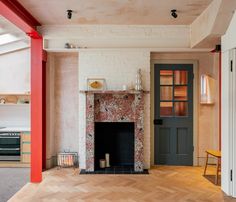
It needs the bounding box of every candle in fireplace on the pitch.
[105,153,110,167]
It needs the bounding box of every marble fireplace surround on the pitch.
[81,90,147,172]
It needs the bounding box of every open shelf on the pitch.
[0,92,30,95]
[0,94,30,105]
[0,104,30,106]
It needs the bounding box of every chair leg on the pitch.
[204,153,209,175]
[215,158,220,185]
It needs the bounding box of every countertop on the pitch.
[0,127,30,132]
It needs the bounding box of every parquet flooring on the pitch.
[9,166,236,202]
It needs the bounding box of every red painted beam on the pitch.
[0,0,41,38]
[31,37,43,182]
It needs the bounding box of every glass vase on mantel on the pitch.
[135,68,143,91]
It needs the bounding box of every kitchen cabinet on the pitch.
[21,131,31,163]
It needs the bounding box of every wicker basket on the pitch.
[57,152,78,168]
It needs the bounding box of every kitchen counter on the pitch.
[0,127,30,132]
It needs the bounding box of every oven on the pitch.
[0,132,21,161]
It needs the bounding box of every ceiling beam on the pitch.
[0,0,41,38]
[190,0,236,48]
[0,40,29,55]
[39,25,190,49]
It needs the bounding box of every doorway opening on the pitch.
[151,52,221,187]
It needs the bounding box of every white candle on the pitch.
[100,159,106,168]
[105,153,110,167]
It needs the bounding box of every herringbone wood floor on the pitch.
[9,166,236,202]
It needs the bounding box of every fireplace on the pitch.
[82,90,147,172]
[95,122,134,170]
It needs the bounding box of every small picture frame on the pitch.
[87,78,106,91]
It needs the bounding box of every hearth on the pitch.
[80,166,149,174]
[95,122,134,170]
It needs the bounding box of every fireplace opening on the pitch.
[95,122,134,170]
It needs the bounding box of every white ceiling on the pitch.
[0,16,29,54]
[18,0,213,25]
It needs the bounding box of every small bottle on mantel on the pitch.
[135,68,143,91]
[105,153,110,167]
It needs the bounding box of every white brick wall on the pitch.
[78,49,151,169]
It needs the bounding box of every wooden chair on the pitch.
[203,150,221,185]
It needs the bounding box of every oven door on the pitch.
[0,134,20,160]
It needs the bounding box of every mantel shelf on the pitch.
[80,90,150,94]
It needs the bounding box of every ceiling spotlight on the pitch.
[171,9,178,18]
[67,10,73,19]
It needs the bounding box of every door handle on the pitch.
[154,119,163,125]
[0,137,20,139]
[0,148,20,151]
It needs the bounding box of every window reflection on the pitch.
[175,70,188,85]
[175,102,188,116]
[160,70,173,85]
[160,102,173,116]
[160,86,173,101]
[174,86,187,101]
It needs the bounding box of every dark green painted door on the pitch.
[154,64,194,165]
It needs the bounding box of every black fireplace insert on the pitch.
[95,122,134,170]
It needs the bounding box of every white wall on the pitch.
[0,49,30,93]
[0,106,30,127]
[0,49,30,127]
[221,50,231,196]
[78,49,150,169]
[46,53,79,168]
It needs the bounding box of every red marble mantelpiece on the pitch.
[82,90,147,172]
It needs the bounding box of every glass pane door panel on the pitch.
[174,86,187,101]
[175,70,188,85]
[160,86,173,100]
[160,70,173,85]
[160,102,173,117]
[174,102,188,116]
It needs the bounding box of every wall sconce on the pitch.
[200,74,215,104]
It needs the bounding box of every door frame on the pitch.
[151,59,199,166]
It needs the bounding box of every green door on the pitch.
[154,64,194,165]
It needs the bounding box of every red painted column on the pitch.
[31,37,43,182]
[42,60,47,170]
[0,0,43,183]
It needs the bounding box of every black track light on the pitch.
[67,10,73,19]
[171,9,178,18]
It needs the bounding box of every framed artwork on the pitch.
[87,78,106,91]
